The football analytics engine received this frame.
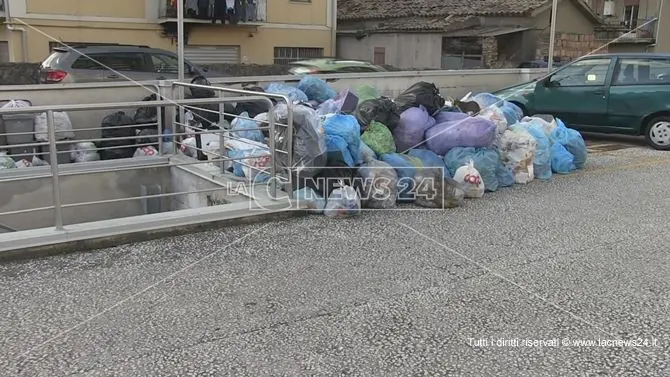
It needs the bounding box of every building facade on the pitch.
[337,0,605,70]
[590,0,661,52]
[0,0,336,64]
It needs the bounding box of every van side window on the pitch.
[613,58,670,85]
[72,53,147,72]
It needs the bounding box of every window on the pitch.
[441,37,482,69]
[71,53,148,72]
[151,54,180,74]
[613,58,670,85]
[373,47,385,66]
[273,47,323,65]
[624,4,640,28]
[548,58,611,87]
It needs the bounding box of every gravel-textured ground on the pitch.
[1,139,669,376]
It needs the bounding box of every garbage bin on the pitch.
[40,141,72,165]
[1,100,36,160]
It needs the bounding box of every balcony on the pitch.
[159,0,267,25]
[595,17,657,43]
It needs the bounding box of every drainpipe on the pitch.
[5,0,29,62]
[331,0,337,57]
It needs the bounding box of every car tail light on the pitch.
[45,70,68,83]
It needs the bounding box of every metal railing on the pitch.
[160,0,267,23]
[0,94,287,232]
[595,18,657,41]
[171,81,294,197]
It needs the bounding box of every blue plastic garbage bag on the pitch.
[228,148,271,183]
[380,153,424,202]
[323,114,361,167]
[408,148,450,177]
[552,118,587,169]
[266,83,309,103]
[294,187,326,213]
[472,93,503,109]
[231,112,265,143]
[500,103,521,126]
[496,163,515,188]
[505,101,524,120]
[359,141,377,164]
[297,75,337,103]
[551,143,576,174]
[444,147,501,192]
[511,122,552,180]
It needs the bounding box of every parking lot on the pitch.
[1,136,669,376]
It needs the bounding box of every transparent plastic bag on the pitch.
[294,187,326,213]
[452,160,485,198]
[511,122,552,181]
[228,148,272,183]
[444,147,500,192]
[357,159,398,209]
[415,171,465,208]
[324,185,361,218]
[0,152,16,169]
[70,142,100,162]
[273,103,327,177]
[498,129,537,184]
[34,111,75,141]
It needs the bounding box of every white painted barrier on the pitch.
[0,68,546,140]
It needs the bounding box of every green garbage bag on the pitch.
[355,85,380,102]
[361,121,396,155]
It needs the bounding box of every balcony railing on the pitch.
[595,18,657,42]
[160,0,267,23]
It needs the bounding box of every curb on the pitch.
[0,208,306,263]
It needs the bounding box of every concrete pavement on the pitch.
[1,139,669,376]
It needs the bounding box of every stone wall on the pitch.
[536,32,605,62]
[482,37,499,68]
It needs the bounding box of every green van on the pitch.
[494,53,670,150]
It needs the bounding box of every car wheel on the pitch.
[644,116,670,150]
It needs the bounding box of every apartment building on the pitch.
[0,0,336,64]
[589,0,662,52]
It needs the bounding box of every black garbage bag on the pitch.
[294,159,359,198]
[394,81,445,115]
[189,75,215,98]
[136,128,159,148]
[235,86,271,118]
[99,111,136,160]
[414,171,465,209]
[134,94,158,125]
[354,97,400,132]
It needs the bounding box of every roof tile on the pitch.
[337,0,550,21]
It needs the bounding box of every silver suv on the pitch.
[39,44,208,84]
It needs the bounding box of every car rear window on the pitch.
[41,51,67,69]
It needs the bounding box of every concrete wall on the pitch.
[652,0,670,53]
[0,163,172,230]
[337,33,442,70]
[0,69,543,142]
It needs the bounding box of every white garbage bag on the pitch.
[2,100,30,109]
[70,142,101,162]
[34,112,76,141]
[499,129,537,184]
[0,152,16,169]
[134,146,159,157]
[452,160,485,198]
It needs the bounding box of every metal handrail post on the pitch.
[286,104,293,199]
[157,98,164,155]
[47,110,64,230]
[267,103,277,199]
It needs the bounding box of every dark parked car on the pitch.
[40,44,208,84]
[495,53,670,150]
